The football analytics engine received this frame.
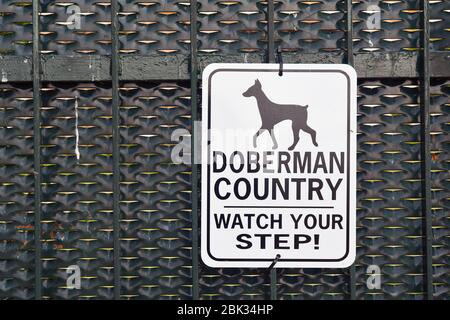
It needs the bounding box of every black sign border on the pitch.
[206,68,351,263]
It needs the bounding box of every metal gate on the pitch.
[0,0,448,300]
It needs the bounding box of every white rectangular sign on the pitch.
[201,63,357,268]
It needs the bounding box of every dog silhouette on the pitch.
[242,79,318,150]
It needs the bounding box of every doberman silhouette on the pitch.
[242,79,318,150]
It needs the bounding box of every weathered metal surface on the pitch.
[0,52,449,83]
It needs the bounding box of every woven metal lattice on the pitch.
[39,82,114,299]
[0,1,33,55]
[40,1,113,55]
[0,81,194,299]
[429,0,450,51]
[1,0,448,55]
[353,0,422,53]
[117,81,192,299]
[354,79,424,300]
[0,83,34,299]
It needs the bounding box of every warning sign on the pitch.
[201,64,357,268]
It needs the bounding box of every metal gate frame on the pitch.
[0,0,448,300]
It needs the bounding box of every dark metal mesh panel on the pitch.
[3,0,448,55]
[430,0,449,52]
[354,79,425,300]
[39,0,191,55]
[118,81,192,299]
[1,0,449,56]
[275,0,346,53]
[278,268,349,299]
[197,0,347,54]
[40,1,112,55]
[117,1,191,54]
[0,1,33,55]
[32,81,193,299]
[0,83,35,299]
[353,0,422,53]
[199,266,268,300]
[197,0,267,54]
[40,82,114,299]
[430,78,449,299]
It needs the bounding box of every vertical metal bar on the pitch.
[346,0,354,66]
[267,0,275,63]
[270,269,277,300]
[267,0,277,300]
[346,0,356,300]
[421,0,433,301]
[111,0,121,300]
[190,0,199,300]
[32,0,42,301]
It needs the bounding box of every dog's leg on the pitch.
[288,123,300,150]
[270,128,278,150]
[303,124,318,147]
[253,128,264,148]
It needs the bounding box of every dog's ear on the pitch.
[255,79,261,87]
